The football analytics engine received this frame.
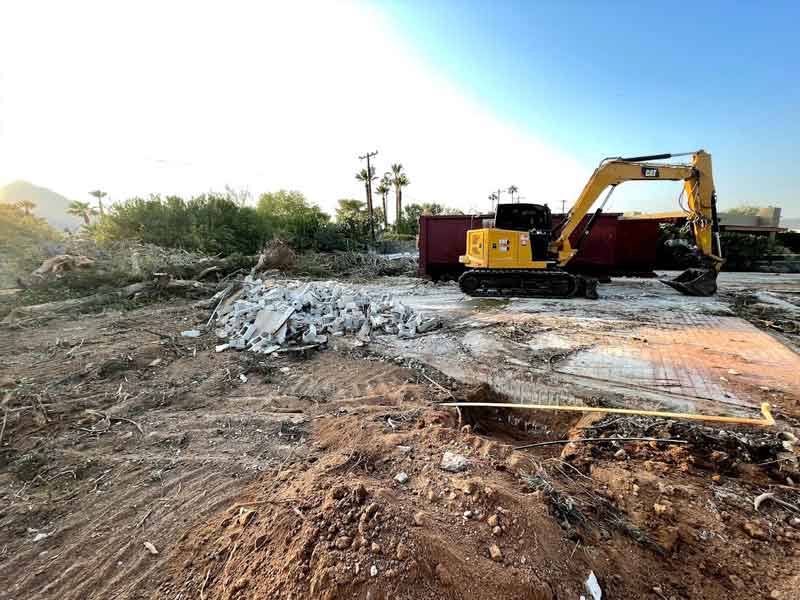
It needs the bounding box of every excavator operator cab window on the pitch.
[494,203,552,232]
[494,203,553,260]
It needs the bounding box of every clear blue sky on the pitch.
[377,0,800,215]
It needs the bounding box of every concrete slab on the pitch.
[360,273,800,419]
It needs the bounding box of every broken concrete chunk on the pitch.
[181,329,201,338]
[398,322,417,339]
[212,280,435,356]
[584,571,602,600]
[356,320,371,343]
[414,312,440,333]
[440,451,470,472]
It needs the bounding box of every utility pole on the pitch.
[358,150,378,243]
[561,199,566,214]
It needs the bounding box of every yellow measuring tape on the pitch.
[441,401,775,427]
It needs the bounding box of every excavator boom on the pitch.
[550,150,723,296]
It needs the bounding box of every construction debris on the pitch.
[211,278,440,354]
[29,254,95,280]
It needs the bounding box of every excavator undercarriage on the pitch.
[458,269,599,299]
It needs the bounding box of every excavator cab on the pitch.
[494,203,553,261]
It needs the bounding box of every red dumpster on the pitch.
[418,213,659,280]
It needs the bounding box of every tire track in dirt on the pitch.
[279,354,418,402]
[16,461,252,600]
[74,475,241,600]
[10,336,395,600]
[9,464,210,596]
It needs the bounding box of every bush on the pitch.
[0,204,63,287]
[720,232,786,271]
[95,194,271,255]
[777,231,800,253]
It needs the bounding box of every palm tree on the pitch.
[390,163,409,228]
[488,192,499,213]
[15,199,36,216]
[67,200,97,226]
[507,185,518,203]
[375,174,392,229]
[89,190,107,216]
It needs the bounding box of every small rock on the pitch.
[728,574,745,589]
[365,503,379,519]
[487,514,499,527]
[396,542,410,560]
[353,483,368,504]
[489,544,503,562]
[451,478,477,495]
[614,449,627,460]
[492,526,502,536]
[440,451,470,473]
[460,425,472,435]
[413,511,426,527]
[394,471,409,485]
[463,510,472,520]
[655,525,680,553]
[370,542,381,554]
[370,565,378,577]
[743,521,769,541]
[653,502,674,518]
[426,490,437,502]
[180,329,201,338]
[788,517,800,530]
[335,536,352,550]
[396,445,412,455]
[143,541,159,555]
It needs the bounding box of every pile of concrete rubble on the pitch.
[212,278,440,354]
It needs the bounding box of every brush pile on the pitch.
[212,277,440,354]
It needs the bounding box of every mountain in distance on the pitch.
[781,216,800,231]
[0,180,83,231]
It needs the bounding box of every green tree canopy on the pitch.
[727,205,763,216]
[256,190,331,250]
[67,200,97,225]
[397,202,463,234]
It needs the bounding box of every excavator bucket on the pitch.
[661,268,718,297]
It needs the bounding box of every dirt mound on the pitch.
[154,389,800,600]
[154,407,574,600]
[253,239,298,273]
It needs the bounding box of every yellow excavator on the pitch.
[458,150,724,299]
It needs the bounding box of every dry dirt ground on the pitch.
[1,291,799,600]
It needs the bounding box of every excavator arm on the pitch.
[551,150,724,296]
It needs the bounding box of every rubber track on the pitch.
[458,268,582,298]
